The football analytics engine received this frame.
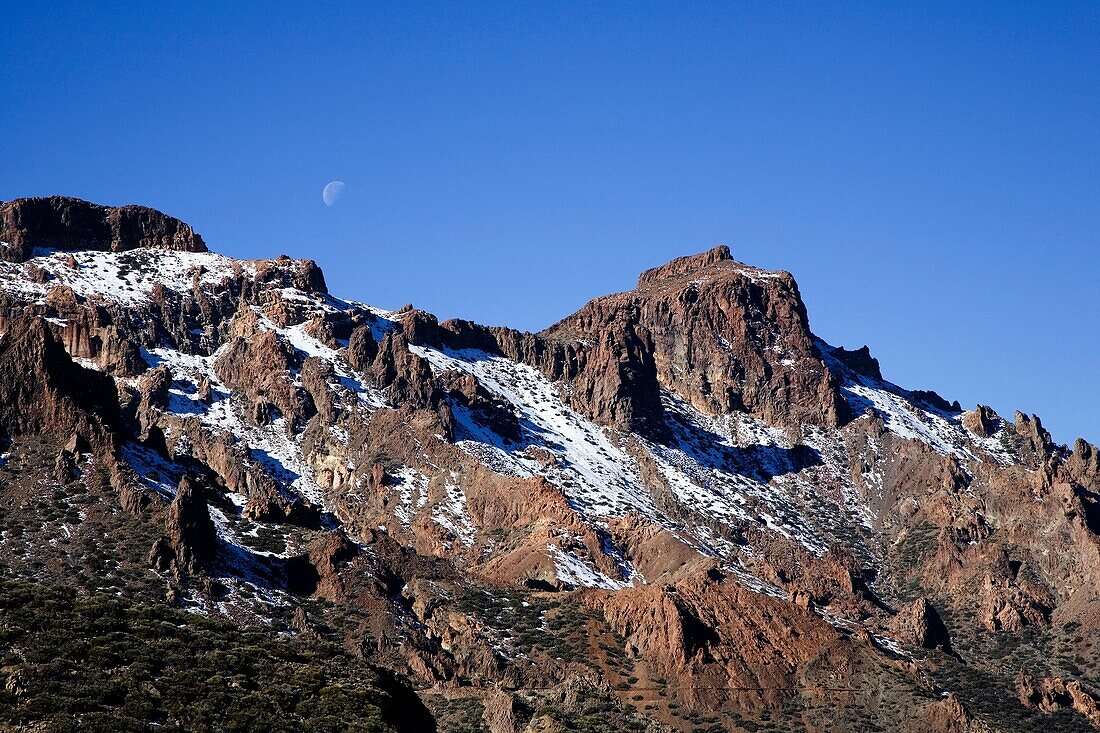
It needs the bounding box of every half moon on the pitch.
[322,181,345,206]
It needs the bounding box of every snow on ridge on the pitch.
[0,245,387,522]
[391,467,430,527]
[816,339,1013,465]
[644,392,833,554]
[146,342,328,508]
[121,441,183,498]
[277,318,386,408]
[547,544,629,590]
[0,242,911,596]
[410,343,670,585]
[137,303,396,522]
[431,474,476,548]
[733,265,786,284]
[409,342,883,567]
[408,344,660,521]
[0,247,254,307]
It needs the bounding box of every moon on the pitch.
[322,181,345,206]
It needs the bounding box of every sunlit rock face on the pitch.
[1,196,1099,733]
[0,196,208,262]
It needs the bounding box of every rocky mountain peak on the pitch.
[635,243,734,287]
[546,245,845,430]
[1,196,1099,733]
[0,196,207,262]
[831,345,884,381]
[634,243,797,292]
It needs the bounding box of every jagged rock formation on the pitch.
[0,196,1098,732]
[891,596,951,651]
[0,196,206,261]
[543,245,848,432]
[148,476,219,577]
[1016,673,1100,728]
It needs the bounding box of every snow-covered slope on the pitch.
[0,245,1022,595]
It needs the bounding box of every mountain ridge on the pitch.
[0,196,1097,733]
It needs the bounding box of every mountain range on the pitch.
[0,195,1098,733]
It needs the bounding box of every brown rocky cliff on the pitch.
[149,476,219,577]
[543,304,664,435]
[286,529,358,599]
[214,321,315,429]
[543,245,847,431]
[0,196,207,262]
[6,196,1100,733]
[1016,672,1100,729]
[831,345,883,381]
[0,315,122,448]
[891,597,952,651]
[400,246,846,436]
[371,329,441,410]
[598,568,848,706]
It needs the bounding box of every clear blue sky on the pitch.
[3,2,1097,445]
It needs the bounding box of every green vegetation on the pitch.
[530,694,649,733]
[0,436,170,605]
[934,654,1093,733]
[423,695,489,733]
[0,579,430,732]
[456,589,595,667]
[235,519,291,555]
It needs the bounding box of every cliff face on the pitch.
[395,245,845,439]
[0,196,1098,733]
[0,196,207,261]
[542,245,848,432]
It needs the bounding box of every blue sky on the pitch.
[2,2,1097,445]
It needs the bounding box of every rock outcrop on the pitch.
[215,325,314,428]
[598,567,850,710]
[0,317,118,435]
[1,197,1098,733]
[286,529,358,599]
[1016,673,1100,729]
[149,477,219,577]
[891,597,951,651]
[544,245,848,431]
[831,345,883,380]
[962,405,1001,438]
[0,196,207,261]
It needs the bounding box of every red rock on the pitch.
[149,476,218,578]
[1017,672,1100,728]
[0,196,206,262]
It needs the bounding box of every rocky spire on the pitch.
[148,476,219,577]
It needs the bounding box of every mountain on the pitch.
[0,195,1098,733]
